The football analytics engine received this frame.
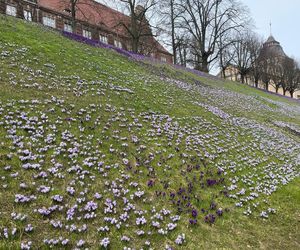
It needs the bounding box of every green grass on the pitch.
[0,15,299,249]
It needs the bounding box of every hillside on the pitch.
[0,15,299,249]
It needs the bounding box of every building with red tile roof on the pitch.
[0,0,173,63]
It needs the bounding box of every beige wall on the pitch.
[268,85,300,99]
[220,67,300,99]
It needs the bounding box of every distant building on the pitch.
[218,64,252,83]
[218,35,300,99]
[0,0,173,63]
[259,35,287,59]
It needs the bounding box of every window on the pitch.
[24,10,32,21]
[83,29,92,39]
[99,35,108,44]
[6,5,17,17]
[114,40,122,48]
[64,23,73,33]
[161,56,167,62]
[43,16,56,28]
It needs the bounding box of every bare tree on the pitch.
[16,1,25,19]
[58,0,103,32]
[178,0,248,72]
[70,0,78,30]
[248,34,263,88]
[116,0,157,53]
[284,58,300,98]
[157,0,183,64]
[258,59,272,91]
[231,32,254,84]
[177,34,190,66]
[257,51,299,96]
[58,0,79,31]
[257,46,284,91]
[218,33,235,79]
[169,0,177,64]
[269,60,284,93]
[281,57,294,95]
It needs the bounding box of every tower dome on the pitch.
[260,35,286,58]
[266,35,277,43]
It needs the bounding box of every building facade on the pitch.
[0,0,173,63]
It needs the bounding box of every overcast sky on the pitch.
[243,0,300,61]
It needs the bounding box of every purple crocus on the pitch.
[204,214,216,224]
[189,219,197,225]
[147,179,154,187]
[191,209,198,218]
[216,208,223,216]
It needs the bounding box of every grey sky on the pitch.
[243,0,300,61]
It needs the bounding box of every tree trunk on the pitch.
[71,2,76,32]
[265,82,269,91]
[290,91,294,98]
[178,44,183,65]
[254,76,259,88]
[130,8,140,53]
[194,64,201,71]
[183,48,187,67]
[275,86,279,93]
[132,38,139,53]
[222,68,226,79]
[283,89,287,96]
[170,0,176,64]
[241,74,245,84]
[194,55,202,71]
[201,55,209,73]
[17,2,24,19]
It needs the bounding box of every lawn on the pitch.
[0,15,299,249]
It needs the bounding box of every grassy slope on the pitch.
[0,15,299,249]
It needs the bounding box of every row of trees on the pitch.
[219,31,300,98]
[157,0,249,72]
[66,0,249,72]
[118,0,299,97]
[65,0,299,97]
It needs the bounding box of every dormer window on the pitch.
[64,8,72,14]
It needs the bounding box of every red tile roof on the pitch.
[38,0,171,55]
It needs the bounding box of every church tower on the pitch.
[259,35,287,59]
